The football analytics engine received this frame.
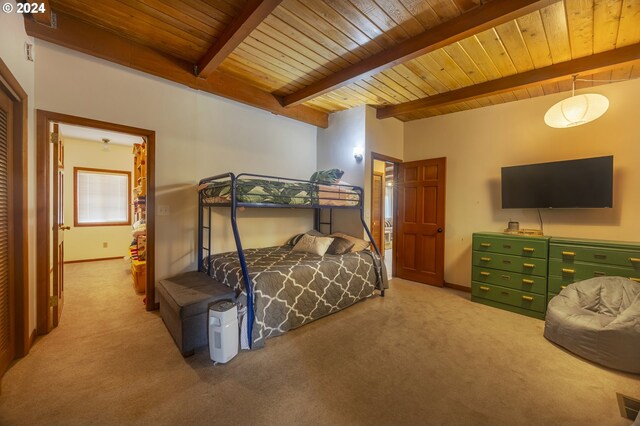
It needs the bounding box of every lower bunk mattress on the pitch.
[204,245,388,348]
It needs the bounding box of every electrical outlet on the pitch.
[158,205,170,216]
[103,242,108,248]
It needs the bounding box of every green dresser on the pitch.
[548,237,640,302]
[471,232,550,319]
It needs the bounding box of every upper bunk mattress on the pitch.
[198,178,359,207]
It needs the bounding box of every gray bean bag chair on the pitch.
[544,276,640,373]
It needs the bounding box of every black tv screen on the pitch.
[501,156,613,209]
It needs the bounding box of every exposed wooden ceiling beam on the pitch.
[376,43,640,119]
[196,0,283,79]
[281,0,556,107]
[18,0,52,26]
[23,12,328,128]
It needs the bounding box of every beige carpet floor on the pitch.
[0,259,638,426]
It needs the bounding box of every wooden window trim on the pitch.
[73,167,132,227]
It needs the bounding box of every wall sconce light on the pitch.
[353,146,364,162]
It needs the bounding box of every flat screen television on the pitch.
[501,156,613,209]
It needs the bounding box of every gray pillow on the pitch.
[287,229,323,246]
[329,232,370,252]
[291,234,334,256]
[326,237,355,255]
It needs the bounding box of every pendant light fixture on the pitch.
[544,75,609,128]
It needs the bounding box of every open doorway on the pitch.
[58,123,148,289]
[36,110,156,335]
[371,153,402,279]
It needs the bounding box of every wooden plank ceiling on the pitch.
[24,0,640,127]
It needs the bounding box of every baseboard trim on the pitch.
[29,329,36,351]
[444,282,471,293]
[64,256,124,264]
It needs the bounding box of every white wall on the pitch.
[62,138,135,261]
[316,106,404,239]
[34,40,317,291]
[316,106,365,236]
[404,78,640,288]
[363,106,403,235]
[0,1,37,333]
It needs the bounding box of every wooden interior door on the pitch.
[51,124,66,327]
[396,157,446,286]
[0,89,15,377]
[371,171,384,255]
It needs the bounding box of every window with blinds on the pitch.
[74,168,131,226]
[0,102,9,354]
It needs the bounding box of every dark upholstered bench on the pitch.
[157,271,235,357]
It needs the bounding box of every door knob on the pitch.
[60,225,71,231]
[437,227,443,233]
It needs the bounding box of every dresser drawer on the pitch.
[472,282,546,313]
[548,258,640,281]
[472,251,547,276]
[473,234,547,259]
[472,266,546,295]
[548,275,576,294]
[550,244,640,269]
[549,273,640,293]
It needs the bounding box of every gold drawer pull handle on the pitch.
[480,242,491,247]
[630,277,640,283]
[562,251,576,257]
[501,274,510,280]
[594,254,607,259]
[523,247,535,253]
[522,296,534,301]
[630,257,640,263]
[479,286,490,291]
[522,279,534,285]
[561,285,567,289]
[480,257,491,262]
[480,271,490,277]
[562,268,575,274]
[523,263,535,268]
[593,271,606,277]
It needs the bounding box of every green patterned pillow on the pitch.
[309,169,344,184]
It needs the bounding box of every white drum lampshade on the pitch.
[544,93,609,128]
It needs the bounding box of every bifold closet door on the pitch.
[0,88,15,378]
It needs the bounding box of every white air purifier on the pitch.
[208,300,238,364]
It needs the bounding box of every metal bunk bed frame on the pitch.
[197,172,383,349]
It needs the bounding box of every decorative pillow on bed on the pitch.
[326,237,355,255]
[286,229,324,246]
[309,169,344,184]
[329,232,370,252]
[292,234,334,256]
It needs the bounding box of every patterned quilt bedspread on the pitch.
[205,246,387,348]
[198,178,359,206]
